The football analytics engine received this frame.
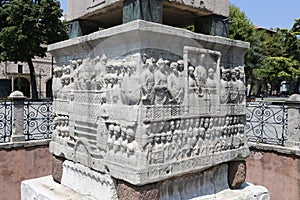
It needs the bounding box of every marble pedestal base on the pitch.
[21,161,269,200]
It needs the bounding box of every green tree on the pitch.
[254,19,300,94]
[228,5,254,42]
[0,0,68,99]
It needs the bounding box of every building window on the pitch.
[18,64,23,74]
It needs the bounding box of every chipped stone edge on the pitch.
[0,139,51,150]
[248,142,300,157]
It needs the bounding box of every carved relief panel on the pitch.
[51,46,248,185]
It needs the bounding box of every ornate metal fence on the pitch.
[24,100,54,141]
[245,101,288,145]
[0,100,12,143]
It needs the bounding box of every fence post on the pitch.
[9,91,26,142]
[285,94,300,149]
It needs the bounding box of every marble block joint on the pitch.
[48,20,250,186]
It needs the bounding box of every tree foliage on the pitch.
[228,5,254,42]
[0,0,68,98]
[253,19,300,93]
[229,4,300,95]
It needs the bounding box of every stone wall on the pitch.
[0,141,52,200]
[246,145,300,200]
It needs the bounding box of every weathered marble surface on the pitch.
[48,20,249,185]
[21,176,92,200]
[21,162,269,200]
[61,160,118,200]
[286,94,300,149]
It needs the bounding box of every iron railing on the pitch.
[245,101,288,145]
[0,100,12,143]
[0,99,291,145]
[24,100,54,141]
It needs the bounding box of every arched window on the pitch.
[46,79,53,99]
[13,77,30,97]
[0,79,11,98]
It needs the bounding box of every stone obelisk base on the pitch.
[21,160,269,200]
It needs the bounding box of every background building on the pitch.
[0,53,54,99]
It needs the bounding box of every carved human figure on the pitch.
[169,120,176,132]
[194,54,207,95]
[79,58,94,89]
[237,67,246,103]
[126,128,138,157]
[111,78,122,104]
[192,125,199,156]
[177,60,184,73]
[52,66,63,98]
[61,73,75,94]
[203,118,210,130]
[93,55,108,90]
[154,58,169,105]
[142,53,149,64]
[229,69,239,103]
[220,134,227,151]
[238,124,245,147]
[167,132,180,161]
[181,119,192,158]
[140,60,155,105]
[206,68,217,93]
[63,65,71,77]
[61,116,69,138]
[198,127,205,155]
[53,116,60,140]
[202,128,210,154]
[172,129,182,160]
[167,62,184,104]
[70,59,77,71]
[220,67,230,104]
[152,134,164,164]
[186,124,195,158]
[215,136,222,152]
[113,125,122,153]
[107,124,115,151]
[146,134,155,162]
[120,64,140,105]
[231,131,240,149]
[164,132,173,162]
[188,66,197,93]
[207,129,215,153]
[71,59,82,89]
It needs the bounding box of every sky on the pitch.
[230,0,300,29]
[58,0,299,29]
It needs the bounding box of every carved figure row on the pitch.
[145,115,245,134]
[52,54,246,106]
[147,123,245,164]
[53,115,70,138]
[107,123,139,157]
[220,66,245,104]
